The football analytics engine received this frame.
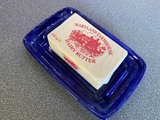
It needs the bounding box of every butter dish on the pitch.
[23,7,146,119]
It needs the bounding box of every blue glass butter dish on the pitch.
[23,7,146,119]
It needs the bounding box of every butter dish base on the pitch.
[23,7,146,119]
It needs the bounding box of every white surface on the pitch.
[0,0,160,120]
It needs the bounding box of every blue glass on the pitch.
[23,7,146,119]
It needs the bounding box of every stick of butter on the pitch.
[47,13,128,90]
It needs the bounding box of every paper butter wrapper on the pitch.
[47,13,128,90]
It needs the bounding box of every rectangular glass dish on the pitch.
[23,7,146,119]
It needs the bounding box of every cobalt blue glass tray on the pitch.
[23,7,146,119]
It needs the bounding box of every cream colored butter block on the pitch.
[47,13,128,90]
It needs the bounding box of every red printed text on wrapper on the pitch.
[65,23,113,63]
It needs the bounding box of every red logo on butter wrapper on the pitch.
[65,23,113,63]
[62,54,80,70]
